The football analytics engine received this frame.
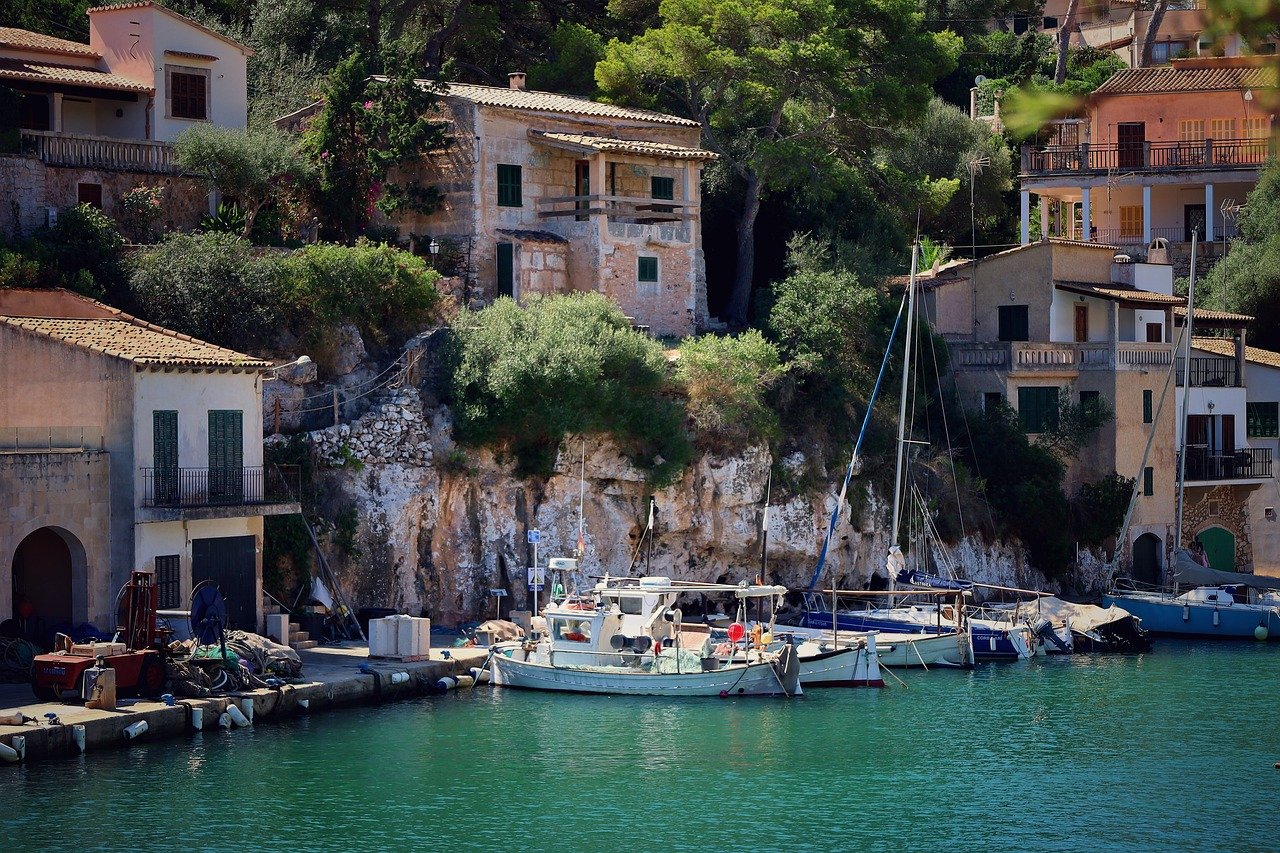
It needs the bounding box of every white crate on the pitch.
[368,615,431,659]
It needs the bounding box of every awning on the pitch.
[529,130,718,161]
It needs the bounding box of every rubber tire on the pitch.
[31,683,62,702]
[135,656,166,698]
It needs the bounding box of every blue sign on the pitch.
[527,529,541,544]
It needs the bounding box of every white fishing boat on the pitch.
[759,620,972,669]
[488,577,802,697]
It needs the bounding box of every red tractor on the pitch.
[31,571,167,702]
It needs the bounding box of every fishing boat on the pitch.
[1103,231,1280,640]
[488,577,802,697]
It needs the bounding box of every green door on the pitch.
[208,410,243,503]
[1198,526,1236,572]
[497,242,514,298]
[153,410,178,504]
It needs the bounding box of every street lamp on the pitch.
[428,238,440,269]
[263,354,312,380]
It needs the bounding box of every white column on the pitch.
[1081,187,1091,241]
[1142,185,1152,244]
[1039,196,1050,239]
[1020,190,1030,245]
[1204,183,1215,241]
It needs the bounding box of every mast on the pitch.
[1174,228,1198,571]
[891,242,919,543]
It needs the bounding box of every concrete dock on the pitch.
[0,640,489,765]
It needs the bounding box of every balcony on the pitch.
[140,465,301,517]
[1021,138,1271,178]
[1181,446,1273,482]
[1088,224,1241,247]
[1175,356,1240,387]
[951,341,1173,372]
[21,129,178,174]
[536,194,696,225]
[1,426,103,454]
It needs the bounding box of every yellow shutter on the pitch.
[1210,118,1235,139]
[1120,205,1143,238]
[1179,119,1205,142]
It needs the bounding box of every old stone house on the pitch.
[0,289,298,638]
[279,73,717,337]
[0,2,251,236]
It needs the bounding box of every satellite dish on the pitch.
[190,580,228,647]
[975,75,987,86]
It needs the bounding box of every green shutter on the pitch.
[1018,387,1059,433]
[638,256,658,283]
[208,410,244,503]
[153,410,178,504]
[497,164,522,207]
[999,305,1029,342]
[1143,467,1154,496]
[1143,389,1153,424]
[1247,402,1279,437]
[497,242,514,297]
[651,176,674,200]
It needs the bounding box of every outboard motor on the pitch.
[1030,616,1072,654]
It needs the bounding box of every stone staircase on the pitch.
[263,596,318,651]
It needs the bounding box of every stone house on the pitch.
[1017,57,1275,259]
[0,2,252,236]
[279,73,717,337]
[0,288,298,638]
[919,238,1275,579]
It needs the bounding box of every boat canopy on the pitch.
[592,577,788,599]
[1172,550,1280,591]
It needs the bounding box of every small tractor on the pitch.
[31,571,167,702]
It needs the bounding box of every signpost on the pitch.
[527,529,541,616]
[489,587,508,620]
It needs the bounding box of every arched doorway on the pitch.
[1197,526,1236,572]
[1132,532,1162,585]
[11,527,81,643]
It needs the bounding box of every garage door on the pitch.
[192,535,256,630]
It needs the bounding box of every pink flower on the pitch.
[363,100,374,110]
[320,150,331,160]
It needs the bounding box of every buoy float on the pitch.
[0,740,20,763]
[239,698,255,724]
[455,674,475,689]
[436,675,458,691]
[190,707,204,731]
[468,667,491,684]
[123,720,149,740]
[226,704,250,728]
[218,712,233,729]
[390,671,410,685]
[72,724,86,753]
[1255,625,1269,641]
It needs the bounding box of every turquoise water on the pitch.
[3,641,1278,852]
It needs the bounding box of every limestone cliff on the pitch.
[278,386,1055,627]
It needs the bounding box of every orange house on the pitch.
[1018,56,1275,251]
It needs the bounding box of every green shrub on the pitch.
[676,330,783,447]
[129,231,285,349]
[448,293,691,485]
[25,204,127,299]
[281,239,439,352]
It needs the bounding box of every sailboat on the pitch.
[1103,231,1280,639]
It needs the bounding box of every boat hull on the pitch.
[874,631,974,668]
[1103,593,1280,639]
[490,651,800,696]
[794,642,884,687]
[799,611,1023,660]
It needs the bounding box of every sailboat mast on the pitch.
[1174,229,1199,559]
[891,242,920,545]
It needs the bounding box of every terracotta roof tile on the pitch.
[0,292,269,370]
[1094,64,1275,96]
[0,26,100,59]
[1194,336,1280,369]
[86,2,253,55]
[530,130,717,160]
[1056,281,1185,305]
[440,82,699,127]
[1174,306,1254,324]
[0,58,152,92]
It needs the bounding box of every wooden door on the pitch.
[1118,123,1145,169]
[1184,204,1206,241]
[1074,304,1088,342]
[1146,323,1163,343]
[192,536,256,629]
[496,242,514,297]
[574,160,590,221]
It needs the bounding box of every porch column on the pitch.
[1039,196,1049,239]
[1204,183,1215,241]
[51,92,64,132]
[1020,190,1030,245]
[1081,187,1092,241]
[1142,185,1152,245]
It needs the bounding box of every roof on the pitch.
[86,2,254,56]
[0,58,152,92]
[496,228,570,245]
[164,49,218,62]
[1093,63,1275,97]
[440,82,699,127]
[1174,306,1254,325]
[1055,281,1185,306]
[530,130,717,160]
[0,26,100,59]
[0,290,269,370]
[895,238,1120,284]
[1192,336,1280,369]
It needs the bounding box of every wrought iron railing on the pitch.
[1181,446,1273,481]
[20,129,178,173]
[1021,138,1272,176]
[141,465,301,508]
[1174,356,1240,387]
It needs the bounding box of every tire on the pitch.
[135,655,166,698]
[31,683,62,702]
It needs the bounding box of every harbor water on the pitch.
[3,641,1277,852]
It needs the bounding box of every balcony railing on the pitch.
[536,193,696,224]
[141,465,301,508]
[1181,446,1273,481]
[1021,138,1272,177]
[1175,356,1240,387]
[951,341,1174,372]
[1,426,104,453]
[20,129,178,174]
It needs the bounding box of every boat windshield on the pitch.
[551,618,592,643]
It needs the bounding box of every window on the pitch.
[984,392,1004,412]
[1018,386,1059,434]
[1179,119,1205,143]
[1143,389,1153,424]
[1042,15,1058,28]
[167,66,208,120]
[497,164,522,207]
[651,176,675,200]
[1210,118,1236,139]
[998,305,1029,342]
[1247,402,1279,438]
[1143,467,1154,497]
[17,93,49,130]
[78,183,103,209]
[1120,205,1143,239]
[1243,117,1269,140]
[1080,390,1101,413]
[156,555,181,609]
[638,256,658,283]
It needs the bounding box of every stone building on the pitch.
[279,73,717,337]
[919,239,1274,579]
[0,289,298,638]
[0,2,251,236]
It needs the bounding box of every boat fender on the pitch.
[226,704,250,728]
[1255,625,1269,641]
[123,720,149,740]
[218,712,233,730]
[72,724,86,754]
[239,698,254,724]
[390,671,410,685]
[455,675,475,689]
[298,699,310,711]
[190,707,204,731]
[436,676,458,692]
[0,740,19,763]
[1213,610,1221,627]
[1183,604,1191,622]
[468,667,492,683]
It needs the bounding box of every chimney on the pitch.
[508,72,527,91]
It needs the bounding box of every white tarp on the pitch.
[996,596,1133,634]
